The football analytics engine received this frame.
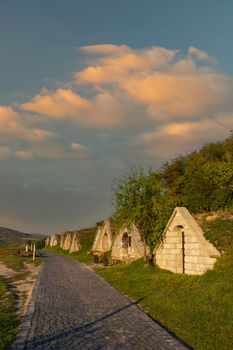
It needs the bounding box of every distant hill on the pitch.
[0,227,45,246]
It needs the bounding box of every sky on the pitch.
[0,1,233,234]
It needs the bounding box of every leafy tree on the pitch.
[203,161,233,210]
[160,155,187,206]
[112,167,173,259]
[160,134,233,212]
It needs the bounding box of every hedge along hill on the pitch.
[160,133,233,213]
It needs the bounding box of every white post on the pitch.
[26,244,28,252]
[33,244,36,261]
[31,243,33,252]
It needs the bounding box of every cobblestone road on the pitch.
[18,251,191,350]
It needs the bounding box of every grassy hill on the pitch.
[0,227,44,246]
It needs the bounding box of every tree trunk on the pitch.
[143,238,147,262]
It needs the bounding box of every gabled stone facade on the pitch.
[45,236,50,246]
[45,230,80,253]
[69,232,81,253]
[154,207,220,275]
[61,232,73,251]
[111,225,150,261]
[92,220,115,255]
[49,234,61,247]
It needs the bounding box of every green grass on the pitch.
[0,244,43,349]
[0,279,20,350]
[0,244,43,271]
[202,216,233,252]
[46,227,96,263]
[96,217,233,350]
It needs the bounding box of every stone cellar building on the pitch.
[92,220,115,256]
[111,225,150,261]
[46,231,80,253]
[154,207,220,275]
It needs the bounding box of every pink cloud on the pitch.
[76,45,177,85]
[0,105,19,123]
[81,44,130,55]
[2,44,232,163]
[139,113,232,160]
[21,88,93,117]
[74,44,233,123]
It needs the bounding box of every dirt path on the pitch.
[0,262,41,316]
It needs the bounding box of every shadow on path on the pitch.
[26,298,144,347]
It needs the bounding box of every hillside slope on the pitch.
[0,227,44,245]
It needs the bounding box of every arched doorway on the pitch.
[102,232,109,251]
[65,233,72,250]
[175,225,185,273]
[122,232,129,255]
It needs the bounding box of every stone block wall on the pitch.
[92,220,114,255]
[111,225,149,261]
[155,207,220,275]
[46,231,80,253]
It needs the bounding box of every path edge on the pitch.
[11,261,45,350]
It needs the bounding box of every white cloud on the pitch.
[188,46,217,63]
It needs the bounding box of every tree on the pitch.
[203,161,233,210]
[112,167,173,260]
[160,155,187,206]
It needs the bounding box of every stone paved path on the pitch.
[17,251,191,350]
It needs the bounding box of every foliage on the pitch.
[201,214,233,252]
[35,238,46,249]
[160,134,233,213]
[112,167,174,250]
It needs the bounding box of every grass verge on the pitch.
[0,279,20,350]
[0,244,43,349]
[0,244,42,271]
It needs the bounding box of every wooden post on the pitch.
[182,231,185,274]
[33,244,36,261]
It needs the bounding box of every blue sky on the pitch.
[0,1,232,233]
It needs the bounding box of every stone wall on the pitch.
[92,220,114,255]
[154,207,220,275]
[46,231,80,253]
[69,232,81,253]
[49,234,61,247]
[111,225,149,261]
